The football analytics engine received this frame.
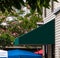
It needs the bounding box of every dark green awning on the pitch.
[14,20,55,45]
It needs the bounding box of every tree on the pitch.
[0,0,57,15]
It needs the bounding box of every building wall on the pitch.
[55,12,60,58]
[42,0,60,58]
[43,0,60,23]
[54,0,60,10]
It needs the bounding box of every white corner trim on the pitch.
[53,7,60,14]
[37,22,44,25]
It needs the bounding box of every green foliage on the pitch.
[0,9,43,47]
[8,21,24,37]
[20,14,42,32]
[27,0,57,15]
[0,33,15,48]
[0,0,57,15]
[0,0,25,12]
